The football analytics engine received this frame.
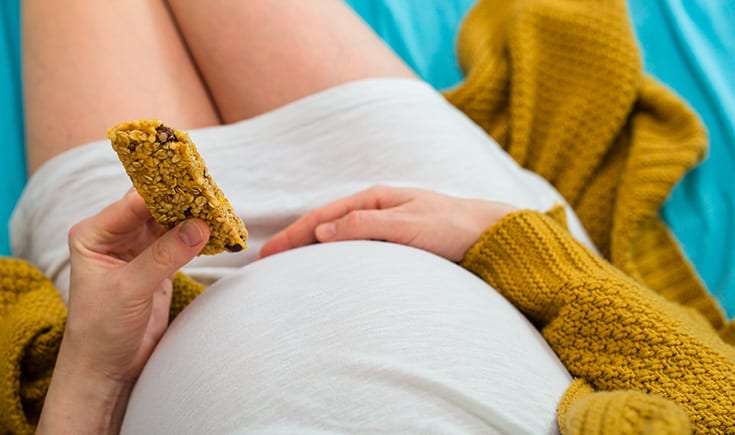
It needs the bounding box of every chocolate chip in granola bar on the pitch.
[226,244,244,252]
[156,125,177,143]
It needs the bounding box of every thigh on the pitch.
[166,0,417,123]
[22,0,220,174]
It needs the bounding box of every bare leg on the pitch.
[22,0,221,175]
[165,0,417,123]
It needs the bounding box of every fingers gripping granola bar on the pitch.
[108,119,248,255]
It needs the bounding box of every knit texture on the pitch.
[558,379,690,435]
[462,210,735,433]
[0,259,64,435]
[443,0,729,330]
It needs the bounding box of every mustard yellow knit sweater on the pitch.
[2,0,735,433]
[462,209,735,433]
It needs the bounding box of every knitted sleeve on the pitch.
[461,210,735,433]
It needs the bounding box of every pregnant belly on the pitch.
[122,241,570,435]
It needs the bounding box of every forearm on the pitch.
[36,343,133,435]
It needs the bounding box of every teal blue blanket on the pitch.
[0,0,25,259]
[2,1,734,317]
[628,1,735,315]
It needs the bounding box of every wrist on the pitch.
[36,342,134,435]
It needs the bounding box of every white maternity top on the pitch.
[12,78,595,434]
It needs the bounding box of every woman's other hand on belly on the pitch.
[260,185,517,262]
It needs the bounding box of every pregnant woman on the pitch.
[20,0,732,434]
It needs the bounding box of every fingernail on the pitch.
[316,223,336,241]
[179,221,203,247]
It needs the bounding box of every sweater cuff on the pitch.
[460,210,627,324]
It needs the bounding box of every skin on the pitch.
[165,0,416,122]
[21,0,220,175]
[36,190,210,435]
[260,185,518,262]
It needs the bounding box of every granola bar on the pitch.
[108,119,248,255]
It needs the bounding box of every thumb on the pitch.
[124,219,210,295]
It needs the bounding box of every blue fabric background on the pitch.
[1,0,733,316]
[627,0,735,316]
[0,0,25,260]
[345,0,476,91]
